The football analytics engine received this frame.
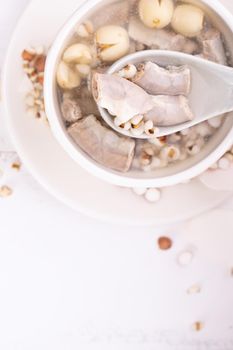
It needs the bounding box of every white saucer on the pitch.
[2,0,232,226]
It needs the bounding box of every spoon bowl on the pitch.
[98,50,233,138]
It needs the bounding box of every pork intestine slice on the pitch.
[145,95,194,126]
[198,28,227,65]
[133,62,191,96]
[128,17,199,54]
[92,73,154,123]
[68,115,136,172]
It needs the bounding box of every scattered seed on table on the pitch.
[0,186,13,198]
[22,47,47,124]
[187,284,201,295]
[11,162,21,171]
[158,236,173,250]
[145,188,161,202]
[192,322,204,332]
[177,250,193,266]
[22,49,35,62]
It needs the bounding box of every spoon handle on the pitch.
[215,64,233,113]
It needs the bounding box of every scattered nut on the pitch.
[123,122,131,131]
[149,136,167,147]
[145,188,161,202]
[22,47,47,124]
[75,20,94,38]
[56,61,81,89]
[151,157,162,168]
[158,236,173,250]
[25,94,35,107]
[171,4,204,37]
[27,106,38,118]
[11,162,21,171]
[118,64,137,79]
[34,55,46,73]
[63,43,92,65]
[29,72,38,82]
[131,114,144,127]
[114,117,131,130]
[140,150,153,166]
[187,144,200,156]
[192,322,204,332]
[160,145,181,162]
[187,284,201,295]
[224,152,233,162]
[131,123,145,136]
[0,185,13,198]
[114,116,124,127]
[37,74,44,85]
[143,146,154,157]
[22,49,35,62]
[207,116,223,128]
[177,250,193,266]
[23,67,35,75]
[139,0,174,29]
[96,25,130,62]
[145,120,158,136]
[75,64,91,77]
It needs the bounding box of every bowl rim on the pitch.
[44,0,233,188]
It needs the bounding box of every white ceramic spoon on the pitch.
[98,50,233,138]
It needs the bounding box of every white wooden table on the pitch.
[0,1,233,349]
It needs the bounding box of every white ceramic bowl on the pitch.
[44,0,233,188]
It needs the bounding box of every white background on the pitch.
[0,1,233,349]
